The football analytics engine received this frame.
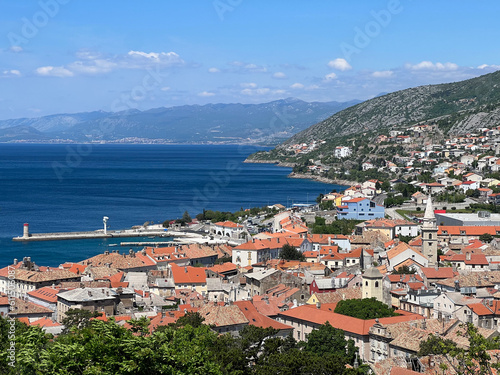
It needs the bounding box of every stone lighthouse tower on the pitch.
[421,195,438,267]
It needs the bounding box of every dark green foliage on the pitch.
[0,315,372,375]
[280,244,305,261]
[173,311,206,328]
[334,298,399,320]
[435,191,466,203]
[196,206,278,223]
[303,322,358,365]
[479,233,494,243]
[392,265,416,274]
[311,218,362,235]
[61,308,102,334]
[418,323,500,374]
[397,235,416,244]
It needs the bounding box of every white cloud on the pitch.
[9,46,23,53]
[198,91,215,97]
[208,67,220,73]
[229,61,267,73]
[126,50,184,67]
[328,58,352,71]
[240,82,257,88]
[477,64,500,70]
[68,59,117,74]
[306,85,320,90]
[160,86,171,91]
[290,83,304,89]
[229,61,245,67]
[324,72,338,81]
[241,88,270,96]
[273,89,286,94]
[372,70,394,78]
[405,61,458,71]
[272,72,287,79]
[35,66,74,77]
[2,69,21,77]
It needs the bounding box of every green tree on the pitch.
[392,265,416,274]
[334,298,398,320]
[280,244,305,261]
[61,308,102,334]
[418,323,500,375]
[479,233,494,243]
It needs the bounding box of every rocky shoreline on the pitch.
[243,158,296,168]
[287,172,355,187]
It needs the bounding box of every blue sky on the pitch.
[1,0,500,120]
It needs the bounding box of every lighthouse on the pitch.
[23,223,30,238]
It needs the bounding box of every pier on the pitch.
[12,229,172,242]
[11,222,199,242]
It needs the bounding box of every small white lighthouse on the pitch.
[103,216,109,234]
[23,223,30,238]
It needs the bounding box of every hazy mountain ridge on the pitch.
[0,98,360,144]
[279,70,500,148]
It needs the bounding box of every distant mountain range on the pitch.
[280,70,500,149]
[0,98,360,145]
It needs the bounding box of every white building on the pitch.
[334,146,352,158]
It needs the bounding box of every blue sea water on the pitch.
[0,144,345,267]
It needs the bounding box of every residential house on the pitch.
[386,242,429,272]
[336,198,385,220]
[432,291,480,320]
[169,264,208,296]
[334,146,352,158]
[56,287,134,323]
[277,303,423,361]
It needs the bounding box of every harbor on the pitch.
[12,221,192,243]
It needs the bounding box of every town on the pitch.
[5,128,500,374]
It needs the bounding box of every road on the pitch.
[385,198,477,220]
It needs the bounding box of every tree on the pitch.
[334,298,398,320]
[303,322,358,365]
[61,308,102,334]
[392,265,416,274]
[418,323,500,375]
[173,311,206,328]
[280,244,305,261]
[127,316,150,336]
[479,233,494,243]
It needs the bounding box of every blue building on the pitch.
[336,198,385,220]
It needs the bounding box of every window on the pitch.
[365,281,368,286]
[375,281,379,287]
[428,233,432,239]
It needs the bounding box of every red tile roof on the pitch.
[438,226,500,236]
[170,264,207,285]
[234,300,292,330]
[279,305,423,336]
[214,221,243,228]
[420,267,456,279]
[27,286,64,303]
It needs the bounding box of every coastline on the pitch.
[243,158,296,168]
[244,158,354,187]
[287,172,355,188]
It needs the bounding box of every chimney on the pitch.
[316,301,321,309]
[13,258,18,266]
[184,267,188,273]
[161,310,165,318]
[328,237,332,246]
[104,250,110,256]
[466,252,471,261]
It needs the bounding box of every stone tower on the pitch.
[421,195,438,267]
[362,267,384,303]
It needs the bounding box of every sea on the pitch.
[0,144,346,268]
